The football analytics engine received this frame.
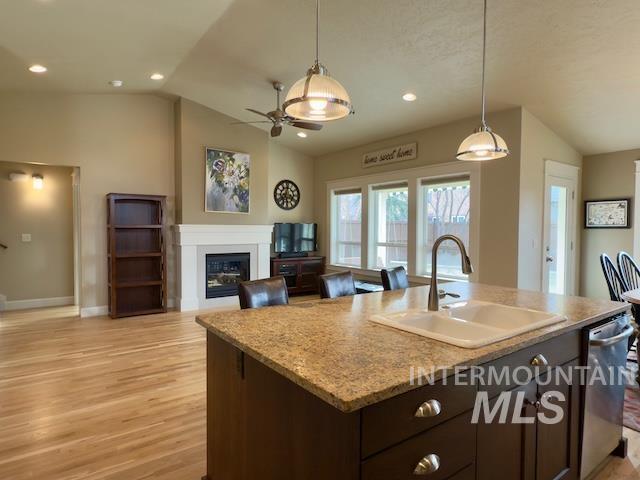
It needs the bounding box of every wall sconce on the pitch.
[32,174,44,190]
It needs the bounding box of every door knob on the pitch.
[546,255,554,263]
[413,454,440,475]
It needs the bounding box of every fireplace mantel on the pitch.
[173,224,273,311]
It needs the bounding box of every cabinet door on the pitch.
[536,360,580,480]
[477,381,537,480]
[299,260,324,289]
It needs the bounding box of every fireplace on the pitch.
[205,253,250,299]
[174,224,273,311]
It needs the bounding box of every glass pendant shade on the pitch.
[457,126,509,161]
[283,63,352,121]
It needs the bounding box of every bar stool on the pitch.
[318,271,356,299]
[238,276,289,309]
[381,266,409,291]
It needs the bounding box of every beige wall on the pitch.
[175,97,316,225]
[0,93,175,311]
[268,142,315,224]
[314,108,523,288]
[518,110,583,292]
[0,161,74,302]
[175,98,269,224]
[580,148,640,299]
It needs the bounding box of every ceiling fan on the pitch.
[233,81,323,137]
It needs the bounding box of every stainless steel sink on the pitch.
[369,300,566,348]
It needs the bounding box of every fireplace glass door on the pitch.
[206,253,250,298]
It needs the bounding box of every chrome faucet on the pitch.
[428,235,473,311]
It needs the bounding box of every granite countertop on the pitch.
[196,282,628,413]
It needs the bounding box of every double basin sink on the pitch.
[370,300,567,348]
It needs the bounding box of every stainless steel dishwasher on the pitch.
[581,314,634,479]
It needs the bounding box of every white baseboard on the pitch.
[4,296,74,311]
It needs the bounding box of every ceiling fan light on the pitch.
[283,64,352,121]
[456,126,509,161]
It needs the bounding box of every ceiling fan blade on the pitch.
[246,108,272,119]
[271,125,283,137]
[290,121,323,131]
[230,120,272,125]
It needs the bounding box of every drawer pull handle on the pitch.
[413,454,440,475]
[530,353,549,367]
[414,399,442,418]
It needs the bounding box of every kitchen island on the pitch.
[196,282,630,480]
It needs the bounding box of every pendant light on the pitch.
[283,0,353,121]
[456,0,509,161]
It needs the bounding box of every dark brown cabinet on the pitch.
[477,381,538,480]
[203,328,600,480]
[271,256,325,295]
[477,356,580,480]
[107,194,167,318]
[536,361,580,480]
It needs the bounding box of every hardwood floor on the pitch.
[0,303,638,480]
[0,305,206,480]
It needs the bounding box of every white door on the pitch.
[542,163,578,295]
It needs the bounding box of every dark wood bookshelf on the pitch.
[107,193,167,318]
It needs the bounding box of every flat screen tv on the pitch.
[274,223,317,256]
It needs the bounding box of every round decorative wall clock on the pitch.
[273,179,300,210]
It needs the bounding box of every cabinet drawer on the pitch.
[479,330,580,399]
[362,381,476,457]
[361,412,475,480]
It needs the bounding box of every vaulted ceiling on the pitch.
[2,0,639,156]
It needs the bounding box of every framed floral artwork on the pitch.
[205,147,250,214]
[584,198,630,228]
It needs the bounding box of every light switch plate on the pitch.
[21,233,31,242]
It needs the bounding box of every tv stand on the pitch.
[271,256,325,295]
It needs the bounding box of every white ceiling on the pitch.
[1,0,639,157]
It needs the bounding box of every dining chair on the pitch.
[319,271,356,299]
[602,253,639,357]
[238,276,289,309]
[617,252,640,291]
[381,266,409,291]
[600,253,627,302]
[616,252,640,358]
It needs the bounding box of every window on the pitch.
[371,183,408,269]
[327,163,479,279]
[333,189,362,267]
[422,177,471,278]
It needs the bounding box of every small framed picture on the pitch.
[584,199,631,229]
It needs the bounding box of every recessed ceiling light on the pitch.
[109,80,124,88]
[28,64,47,74]
[150,73,164,81]
[297,132,308,138]
[402,93,417,102]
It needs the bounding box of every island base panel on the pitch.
[206,332,360,480]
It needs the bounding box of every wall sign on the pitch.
[362,142,417,168]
